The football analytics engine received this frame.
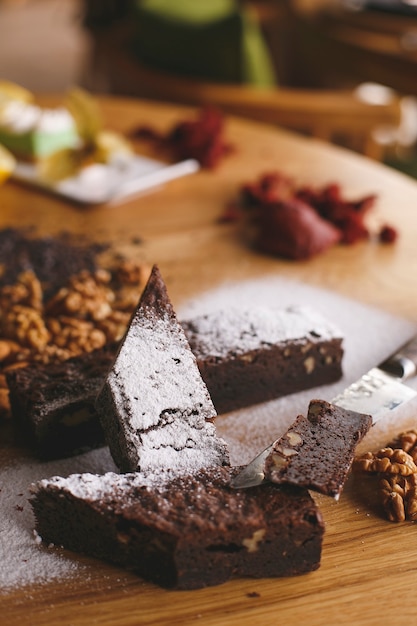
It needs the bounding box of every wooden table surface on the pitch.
[2,95,417,625]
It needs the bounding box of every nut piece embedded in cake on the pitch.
[95,265,229,474]
[264,399,372,499]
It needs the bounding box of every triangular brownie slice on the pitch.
[95,265,229,473]
[264,399,372,499]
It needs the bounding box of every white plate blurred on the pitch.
[13,154,199,205]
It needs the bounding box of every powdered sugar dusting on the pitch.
[109,315,216,431]
[33,470,171,501]
[0,447,117,592]
[101,297,229,473]
[177,276,417,465]
[137,419,227,473]
[1,275,416,592]
[183,305,341,359]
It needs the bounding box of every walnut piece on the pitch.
[353,447,417,476]
[387,429,417,463]
[242,529,266,553]
[379,474,417,522]
[354,431,417,523]
[0,260,151,417]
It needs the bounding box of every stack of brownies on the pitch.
[28,265,372,589]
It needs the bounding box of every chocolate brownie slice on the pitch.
[264,399,372,499]
[95,265,229,473]
[30,465,325,590]
[182,306,344,414]
[6,342,119,458]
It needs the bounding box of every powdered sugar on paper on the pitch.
[0,447,117,592]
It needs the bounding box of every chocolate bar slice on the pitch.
[30,465,325,590]
[264,399,372,498]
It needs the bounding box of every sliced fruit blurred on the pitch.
[95,130,133,162]
[0,144,16,184]
[65,87,102,147]
[38,146,93,184]
[0,79,34,102]
[39,87,135,182]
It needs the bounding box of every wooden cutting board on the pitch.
[2,96,417,626]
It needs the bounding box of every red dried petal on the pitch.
[233,171,391,259]
[242,172,294,206]
[130,106,233,169]
[379,224,398,243]
[252,198,341,260]
[334,211,370,244]
[296,185,376,228]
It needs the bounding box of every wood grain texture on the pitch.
[2,96,417,626]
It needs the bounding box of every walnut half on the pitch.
[353,448,417,476]
[379,474,417,523]
[354,432,417,523]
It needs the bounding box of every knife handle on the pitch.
[380,334,417,380]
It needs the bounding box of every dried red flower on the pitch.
[130,106,233,169]
[224,171,398,261]
[296,183,376,244]
[249,197,341,260]
[379,224,398,243]
[242,172,294,206]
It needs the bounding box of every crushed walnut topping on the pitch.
[0,260,151,416]
[354,431,417,522]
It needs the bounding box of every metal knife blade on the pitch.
[231,334,417,489]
